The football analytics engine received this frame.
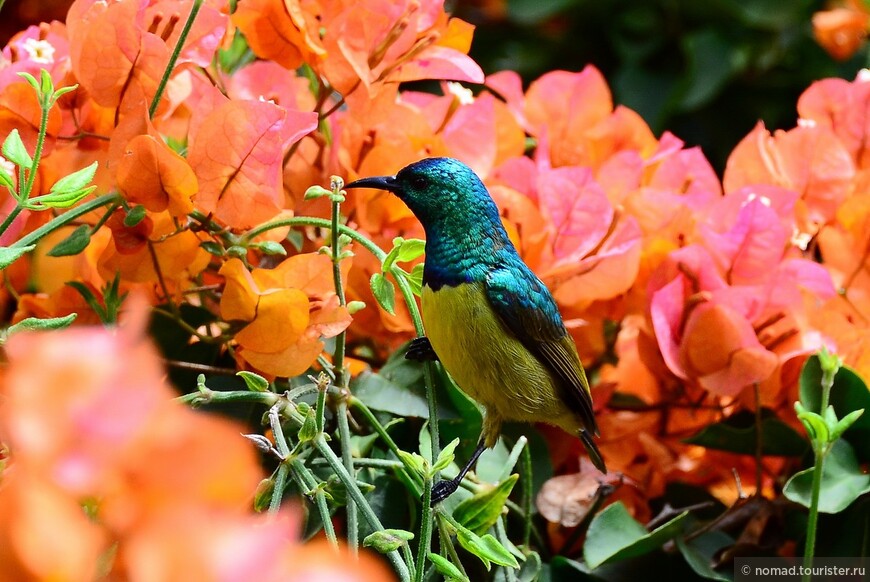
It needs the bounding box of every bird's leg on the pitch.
[430,440,486,505]
[406,336,439,361]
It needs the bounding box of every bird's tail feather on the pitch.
[580,429,607,473]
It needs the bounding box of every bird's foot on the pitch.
[406,336,439,362]
[430,478,460,506]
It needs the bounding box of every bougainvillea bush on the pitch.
[0,1,868,580]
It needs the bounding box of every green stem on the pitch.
[290,458,338,546]
[414,474,433,582]
[269,463,290,515]
[520,441,533,549]
[337,400,359,554]
[313,436,410,581]
[149,0,203,119]
[437,513,469,580]
[243,217,387,261]
[349,396,423,492]
[10,193,120,248]
[176,388,279,407]
[802,361,838,577]
[311,457,403,470]
[22,94,50,199]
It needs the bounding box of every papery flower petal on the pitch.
[117,134,197,216]
[680,302,778,396]
[188,100,317,228]
[234,289,310,353]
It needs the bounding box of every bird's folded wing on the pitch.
[485,267,599,435]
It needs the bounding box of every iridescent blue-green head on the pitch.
[345,157,517,287]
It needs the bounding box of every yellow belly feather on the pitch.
[421,282,581,446]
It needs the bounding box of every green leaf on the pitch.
[583,501,689,569]
[518,551,542,582]
[831,409,865,442]
[3,129,32,168]
[406,263,424,296]
[253,240,287,256]
[26,186,96,209]
[50,161,98,194]
[427,553,468,581]
[783,439,870,513]
[304,185,332,200]
[237,371,270,392]
[0,245,35,269]
[352,370,431,418]
[124,204,147,227]
[253,477,275,512]
[0,164,15,190]
[39,69,53,98]
[4,313,77,340]
[17,71,39,91]
[47,225,91,257]
[453,474,519,534]
[297,411,318,442]
[395,238,425,263]
[800,354,870,461]
[796,407,829,444]
[676,532,733,581]
[370,272,396,315]
[433,438,461,474]
[683,409,807,456]
[680,29,745,110]
[363,529,415,553]
[397,450,427,479]
[456,529,519,570]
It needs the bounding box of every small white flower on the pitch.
[0,155,16,180]
[21,38,55,64]
[857,68,870,82]
[797,118,817,128]
[791,227,813,251]
[447,82,474,105]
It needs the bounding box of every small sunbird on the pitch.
[345,157,605,503]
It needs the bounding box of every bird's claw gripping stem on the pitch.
[430,478,460,506]
[406,336,439,362]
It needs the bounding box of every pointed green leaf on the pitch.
[297,411,318,442]
[517,551,542,582]
[4,313,77,340]
[783,439,870,513]
[0,245,36,269]
[433,438,461,474]
[52,85,78,101]
[26,186,96,209]
[396,238,426,263]
[3,129,32,167]
[397,450,427,479]
[39,69,53,97]
[370,272,396,315]
[405,263,424,296]
[200,241,224,256]
[676,532,733,581]
[253,240,287,256]
[304,185,332,200]
[831,409,865,442]
[253,477,275,512]
[17,71,39,91]
[800,355,870,461]
[0,245,35,269]
[124,204,147,227]
[453,474,519,534]
[237,371,270,393]
[427,553,468,581]
[50,162,98,195]
[363,529,415,553]
[47,225,91,257]
[456,529,519,570]
[583,501,689,569]
[796,408,828,444]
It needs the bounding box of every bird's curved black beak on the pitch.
[344,175,400,193]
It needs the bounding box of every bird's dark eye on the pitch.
[409,175,426,188]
